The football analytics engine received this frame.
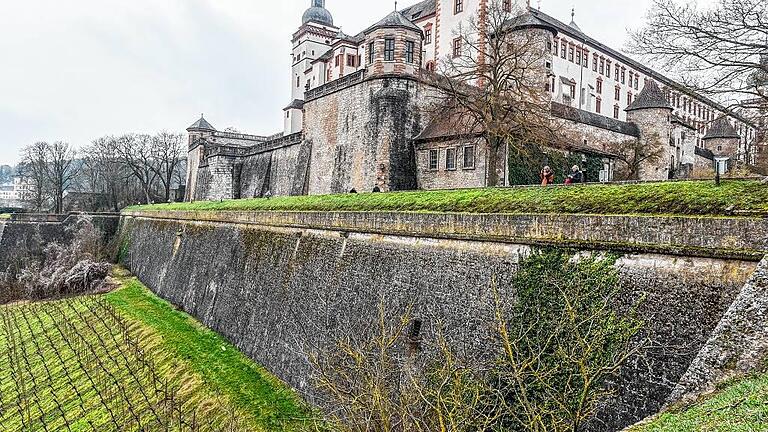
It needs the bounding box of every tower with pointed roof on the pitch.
[185,114,217,200]
[703,116,741,160]
[625,80,675,180]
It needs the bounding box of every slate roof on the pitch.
[187,115,216,131]
[364,10,421,34]
[401,0,436,21]
[672,115,696,131]
[551,102,640,137]
[695,146,715,161]
[625,80,672,112]
[703,116,740,140]
[283,99,305,111]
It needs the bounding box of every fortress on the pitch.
[184,0,765,201]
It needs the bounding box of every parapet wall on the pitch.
[118,210,764,430]
[121,210,768,260]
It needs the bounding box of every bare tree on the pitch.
[45,142,79,214]
[629,0,768,111]
[18,141,79,213]
[605,134,666,180]
[115,134,159,204]
[309,251,642,432]
[18,142,49,211]
[429,0,558,186]
[149,131,185,202]
[81,136,134,211]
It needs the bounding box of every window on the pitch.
[634,75,639,89]
[606,60,612,78]
[615,86,620,101]
[446,147,456,170]
[502,0,512,12]
[628,72,634,87]
[296,76,300,88]
[621,68,626,84]
[553,38,559,55]
[568,46,574,62]
[627,92,632,105]
[384,38,395,61]
[582,51,588,68]
[368,42,375,64]
[347,54,357,67]
[593,54,598,72]
[569,84,576,99]
[405,40,415,63]
[547,39,553,53]
[454,0,463,14]
[453,37,462,57]
[596,78,602,94]
[599,58,605,75]
[462,145,475,169]
[425,28,432,45]
[429,149,439,170]
[426,61,436,72]
[596,97,602,114]
[575,49,581,65]
[613,105,620,119]
[615,65,620,81]
[561,41,567,59]
[335,54,340,67]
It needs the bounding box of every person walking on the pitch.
[540,166,555,186]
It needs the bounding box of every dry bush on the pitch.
[8,217,113,302]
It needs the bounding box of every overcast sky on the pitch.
[0,0,700,165]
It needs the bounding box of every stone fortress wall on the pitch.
[118,209,767,431]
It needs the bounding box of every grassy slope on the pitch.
[128,180,768,217]
[0,272,313,431]
[0,214,9,220]
[104,275,314,430]
[631,373,768,431]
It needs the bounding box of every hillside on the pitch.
[630,372,768,431]
[0,270,315,431]
[129,180,768,217]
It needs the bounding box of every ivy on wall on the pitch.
[507,142,605,185]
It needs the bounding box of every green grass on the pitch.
[0,214,10,220]
[0,271,315,431]
[630,373,768,431]
[128,180,768,217]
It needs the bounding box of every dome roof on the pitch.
[302,6,333,26]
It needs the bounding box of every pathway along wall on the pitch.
[119,211,762,431]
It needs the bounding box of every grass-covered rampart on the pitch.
[128,180,768,217]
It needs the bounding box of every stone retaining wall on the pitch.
[118,210,762,430]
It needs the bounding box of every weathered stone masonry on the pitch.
[119,210,765,430]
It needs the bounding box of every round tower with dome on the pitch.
[285,0,339,135]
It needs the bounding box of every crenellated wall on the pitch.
[118,210,765,430]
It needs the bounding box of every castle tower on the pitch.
[185,115,216,201]
[625,80,674,180]
[703,116,741,173]
[285,0,339,135]
[363,10,424,78]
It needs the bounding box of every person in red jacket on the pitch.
[540,166,555,186]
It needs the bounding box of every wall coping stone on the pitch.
[121,210,768,261]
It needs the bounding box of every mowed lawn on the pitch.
[129,180,768,217]
[0,270,316,432]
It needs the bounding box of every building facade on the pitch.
[185,0,763,201]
